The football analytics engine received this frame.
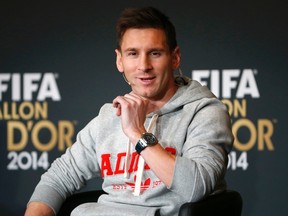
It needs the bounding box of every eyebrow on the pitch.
[123,47,166,53]
[123,48,137,52]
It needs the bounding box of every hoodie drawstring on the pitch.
[123,114,159,196]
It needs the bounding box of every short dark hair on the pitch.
[116,6,177,52]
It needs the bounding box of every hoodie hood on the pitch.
[148,76,216,117]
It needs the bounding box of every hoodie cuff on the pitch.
[28,184,66,214]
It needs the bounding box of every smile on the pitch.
[140,77,155,81]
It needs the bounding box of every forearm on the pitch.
[25,202,55,216]
[171,150,227,202]
[140,143,176,187]
[26,119,100,214]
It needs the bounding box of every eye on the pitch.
[127,51,137,57]
[150,51,162,57]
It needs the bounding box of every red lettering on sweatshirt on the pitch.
[101,154,113,177]
[165,147,176,155]
[101,147,176,177]
[114,152,126,174]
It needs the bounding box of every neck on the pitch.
[146,84,179,114]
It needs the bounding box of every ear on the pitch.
[172,46,181,70]
[115,49,124,73]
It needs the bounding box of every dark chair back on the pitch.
[179,190,243,216]
[58,189,242,216]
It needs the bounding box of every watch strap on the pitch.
[135,138,147,154]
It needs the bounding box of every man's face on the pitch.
[116,28,180,101]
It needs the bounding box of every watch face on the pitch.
[143,133,158,145]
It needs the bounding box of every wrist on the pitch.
[128,130,146,145]
[135,132,158,154]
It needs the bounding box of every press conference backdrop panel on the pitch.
[1,1,287,215]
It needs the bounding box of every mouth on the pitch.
[140,77,155,81]
[138,76,156,84]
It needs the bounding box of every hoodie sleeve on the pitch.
[170,98,234,202]
[27,117,101,214]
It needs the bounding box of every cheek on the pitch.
[123,62,138,75]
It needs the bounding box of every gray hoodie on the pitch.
[28,79,234,216]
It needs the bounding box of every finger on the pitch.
[112,96,125,116]
[129,91,147,100]
[123,93,144,104]
[115,104,121,116]
[112,96,126,107]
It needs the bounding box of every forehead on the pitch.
[120,28,168,50]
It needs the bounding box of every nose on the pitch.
[138,54,152,72]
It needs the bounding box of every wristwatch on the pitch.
[135,132,158,154]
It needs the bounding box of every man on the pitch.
[25,6,233,216]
